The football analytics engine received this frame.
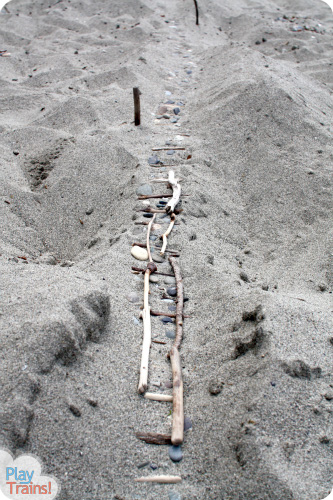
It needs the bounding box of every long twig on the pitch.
[137,194,190,200]
[161,214,176,255]
[193,0,199,25]
[166,171,181,215]
[168,256,185,445]
[135,476,181,484]
[138,216,156,394]
[131,266,174,277]
[144,393,173,402]
[152,147,185,151]
[135,432,172,445]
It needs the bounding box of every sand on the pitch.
[0,0,332,499]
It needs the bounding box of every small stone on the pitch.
[136,184,153,196]
[186,70,192,74]
[161,317,173,324]
[164,381,173,388]
[166,101,175,105]
[39,254,57,265]
[150,463,158,470]
[143,213,154,218]
[167,287,177,297]
[137,461,149,469]
[318,282,327,292]
[324,391,333,401]
[167,150,175,155]
[133,316,140,326]
[173,107,180,115]
[171,118,178,123]
[150,235,157,241]
[148,155,160,165]
[319,435,330,444]
[159,200,167,205]
[168,492,182,500]
[165,90,172,96]
[13,151,19,155]
[255,40,261,45]
[86,207,94,215]
[209,380,224,395]
[153,254,165,263]
[164,276,176,285]
[68,404,81,417]
[240,271,249,282]
[131,245,148,261]
[158,106,168,115]
[163,114,170,119]
[127,292,140,303]
[169,445,183,462]
[262,284,269,291]
[168,305,176,312]
[166,330,176,339]
[184,416,192,431]
[149,275,159,283]
[87,398,98,407]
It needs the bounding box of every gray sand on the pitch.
[0,0,332,499]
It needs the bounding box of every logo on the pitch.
[0,449,59,499]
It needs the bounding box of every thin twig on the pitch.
[193,0,199,25]
[135,476,181,484]
[136,208,166,213]
[135,432,172,445]
[161,214,176,255]
[152,147,185,151]
[144,393,173,402]
[131,266,174,277]
[138,217,156,394]
[137,194,190,200]
[133,87,140,126]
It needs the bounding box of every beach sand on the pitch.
[0,0,332,498]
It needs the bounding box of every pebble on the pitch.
[167,287,177,297]
[165,90,172,95]
[149,275,159,283]
[150,235,157,241]
[162,298,174,304]
[86,207,94,215]
[169,445,183,462]
[150,463,158,470]
[240,271,250,282]
[153,254,165,263]
[148,155,160,165]
[164,381,173,388]
[174,107,181,115]
[168,305,176,312]
[131,245,148,261]
[158,105,168,114]
[143,213,154,218]
[186,70,192,74]
[166,100,175,105]
[166,330,176,339]
[168,492,182,500]
[159,200,167,205]
[209,380,224,395]
[184,416,192,431]
[127,292,140,303]
[167,150,175,155]
[164,276,176,285]
[136,184,153,196]
[161,317,173,324]
[133,316,140,326]
[171,118,178,123]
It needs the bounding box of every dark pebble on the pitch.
[159,200,167,205]
[271,382,276,387]
[174,107,181,115]
[137,461,150,469]
[209,380,224,395]
[169,445,183,462]
[69,404,81,417]
[184,416,192,431]
[13,151,19,155]
[166,100,175,104]
[161,317,174,324]
[143,213,154,218]
[240,271,249,282]
[150,463,158,470]
[166,330,176,339]
[167,287,177,297]
[87,398,98,407]
[255,40,261,45]
[86,207,94,215]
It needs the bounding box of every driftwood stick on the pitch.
[193,0,199,25]
[169,256,184,350]
[135,476,181,484]
[136,208,166,213]
[132,242,180,256]
[152,147,185,151]
[166,171,181,215]
[138,194,190,200]
[146,214,155,262]
[144,393,173,402]
[161,214,176,255]
[135,432,172,445]
[133,87,140,126]
[168,256,185,445]
[131,266,174,277]
[150,310,191,319]
[170,347,184,445]
[138,218,156,394]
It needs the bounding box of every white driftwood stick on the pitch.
[144,393,173,402]
[166,170,181,215]
[170,346,184,445]
[138,216,156,394]
[135,476,182,484]
[160,214,175,255]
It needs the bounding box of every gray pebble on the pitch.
[166,330,176,339]
[168,305,176,312]
[166,100,175,105]
[167,150,175,155]
[161,317,173,324]
[184,416,192,431]
[150,463,158,470]
[186,70,192,74]
[165,90,172,95]
[148,155,160,165]
[153,254,165,263]
[136,184,153,196]
[174,107,181,115]
[162,298,174,304]
[127,292,140,303]
[240,271,250,282]
[209,380,224,395]
[164,276,176,285]
[168,492,182,500]
[86,207,94,215]
[169,445,183,462]
[167,287,177,297]
[171,118,178,123]
[149,275,159,283]
[150,235,157,241]
[133,316,140,326]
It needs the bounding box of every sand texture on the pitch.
[0,0,332,498]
